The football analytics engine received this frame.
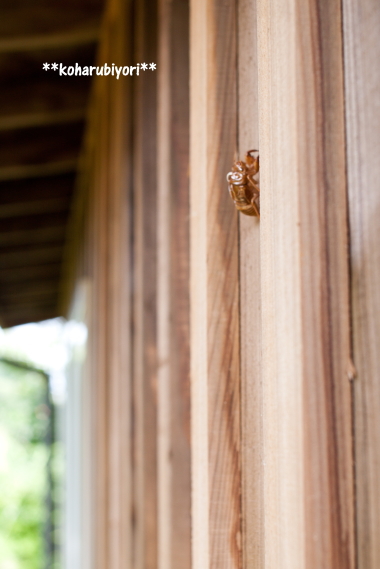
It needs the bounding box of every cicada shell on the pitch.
[227,150,260,217]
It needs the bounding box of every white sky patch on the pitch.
[0,317,88,405]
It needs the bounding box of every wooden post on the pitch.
[237,1,263,568]
[343,1,380,567]
[257,0,355,567]
[190,1,242,568]
[157,2,191,569]
[67,2,134,568]
[132,2,158,569]
[105,2,133,566]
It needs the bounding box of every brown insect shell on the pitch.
[245,151,259,175]
[227,151,260,217]
[245,150,259,165]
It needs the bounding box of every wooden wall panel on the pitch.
[237,1,263,568]
[104,2,133,567]
[132,2,158,569]
[157,2,191,569]
[343,2,380,567]
[190,1,242,569]
[66,2,134,568]
[90,76,109,569]
[257,1,355,568]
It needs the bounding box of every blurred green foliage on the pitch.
[0,362,48,569]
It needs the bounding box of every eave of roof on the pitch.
[0,0,104,328]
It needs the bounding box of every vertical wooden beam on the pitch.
[157,2,191,569]
[133,2,158,569]
[257,0,355,567]
[157,2,172,564]
[168,4,191,567]
[190,1,242,569]
[70,3,134,568]
[343,1,380,567]
[105,1,133,567]
[91,76,110,569]
[237,1,263,568]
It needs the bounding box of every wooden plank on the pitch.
[0,300,56,315]
[0,279,58,296]
[0,109,84,131]
[0,228,65,247]
[0,175,74,204]
[237,1,263,568]
[89,81,109,569]
[0,80,91,119]
[157,3,172,567]
[0,241,65,256]
[0,28,99,53]
[132,2,158,568]
[0,123,83,168]
[0,308,57,328]
[342,1,380,567]
[0,44,97,76]
[0,212,68,234]
[0,263,61,282]
[0,244,62,268]
[0,297,56,311]
[102,2,133,567]
[157,2,191,569]
[79,17,133,559]
[0,287,58,303]
[0,198,69,218]
[257,0,355,567]
[0,2,103,39]
[0,160,77,182]
[190,1,241,568]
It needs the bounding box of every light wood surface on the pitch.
[53,1,380,567]
[237,1,263,568]
[257,0,355,567]
[190,1,242,568]
[343,1,380,567]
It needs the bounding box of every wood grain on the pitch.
[90,76,109,569]
[0,80,91,122]
[103,2,133,567]
[0,161,77,181]
[0,27,99,53]
[0,123,84,168]
[257,0,355,567]
[157,2,191,569]
[190,1,242,568]
[0,109,85,132]
[0,2,103,39]
[61,3,134,567]
[132,2,158,569]
[0,0,103,327]
[237,1,263,568]
[342,1,380,567]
